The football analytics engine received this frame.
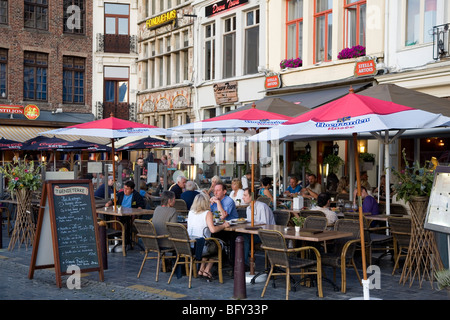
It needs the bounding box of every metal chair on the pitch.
[321,219,362,293]
[166,222,223,288]
[98,218,126,257]
[387,216,411,275]
[133,219,176,281]
[258,229,323,300]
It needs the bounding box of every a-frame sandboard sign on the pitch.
[29,180,104,288]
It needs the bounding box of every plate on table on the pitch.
[231,218,248,224]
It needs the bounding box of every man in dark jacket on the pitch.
[106,180,145,209]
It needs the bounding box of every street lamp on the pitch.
[305,143,311,154]
[333,142,339,155]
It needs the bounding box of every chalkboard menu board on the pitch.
[29,180,104,288]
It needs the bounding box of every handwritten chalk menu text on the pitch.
[29,180,103,288]
[52,183,99,271]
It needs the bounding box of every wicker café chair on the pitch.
[390,203,408,216]
[273,210,291,226]
[387,215,412,275]
[133,219,176,281]
[258,229,323,300]
[300,210,326,219]
[166,222,223,288]
[321,219,362,293]
[174,199,188,211]
[303,216,328,230]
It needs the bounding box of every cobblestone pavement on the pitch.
[1,230,448,306]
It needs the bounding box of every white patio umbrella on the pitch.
[40,116,171,208]
[250,89,450,299]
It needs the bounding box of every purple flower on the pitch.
[338,45,366,60]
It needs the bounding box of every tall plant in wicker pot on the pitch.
[392,149,444,287]
[0,157,43,250]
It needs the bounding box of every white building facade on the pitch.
[92,0,139,120]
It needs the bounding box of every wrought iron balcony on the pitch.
[96,34,138,54]
[433,23,450,60]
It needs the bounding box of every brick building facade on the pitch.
[0,1,92,114]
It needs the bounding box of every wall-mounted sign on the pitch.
[146,9,177,29]
[354,59,377,77]
[0,105,24,114]
[24,104,40,120]
[213,81,238,105]
[265,74,281,90]
[205,0,249,17]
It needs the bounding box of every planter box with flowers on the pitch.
[338,45,366,60]
[280,58,302,70]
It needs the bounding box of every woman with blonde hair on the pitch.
[229,178,244,204]
[187,192,230,280]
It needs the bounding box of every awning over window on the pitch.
[266,82,372,109]
[0,126,110,144]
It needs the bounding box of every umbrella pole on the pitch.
[353,133,369,299]
[111,139,117,209]
[250,161,255,275]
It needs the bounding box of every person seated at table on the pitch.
[105,180,145,209]
[284,176,302,197]
[354,171,372,191]
[353,186,379,216]
[373,175,393,199]
[258,177,274,205]
[94,176,114,199]
[301,174,322,200]
[152,191,178,250]
[241,188,275,268]
[336,176,349,194]
[169,175,187,199]
[210,182,238,221]
[312,193,338,226]
[187,192,230,280]
[207,175,222,197]
[181,180,200,210]
[241,170,251,189]
[137,157,147,181]
[229,178,244,204]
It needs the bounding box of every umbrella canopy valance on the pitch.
[170,104,294,132]
[22,136,95,151]
[117,136,174,151]
[0,138,24,150]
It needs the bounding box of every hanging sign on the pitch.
[264,74,281,89]
[354,59,377,77]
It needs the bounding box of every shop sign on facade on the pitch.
[354,59,377,77]
[0,104,40,120]
[205,0,249,17]
[146,10,177,29]
[213,81,238,105]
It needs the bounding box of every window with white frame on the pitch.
[314,0,333,63]
[204,23,215,80]
[223,16,236,78]
[244,8,259,75]
[286,0,303,59]
[344,0,366,48]
[405,0,437,46]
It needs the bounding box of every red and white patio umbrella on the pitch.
[41,116,171,208]
[250,89,450,299]
[170,103,293,131]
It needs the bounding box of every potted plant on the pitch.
[359,152,375,170]
[337,45,366,60]
[323,154,344,174]
[292,216,306,232]
[280,57,302,69]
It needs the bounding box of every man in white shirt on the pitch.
[312,193,338,226]
[241,188,275,268]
